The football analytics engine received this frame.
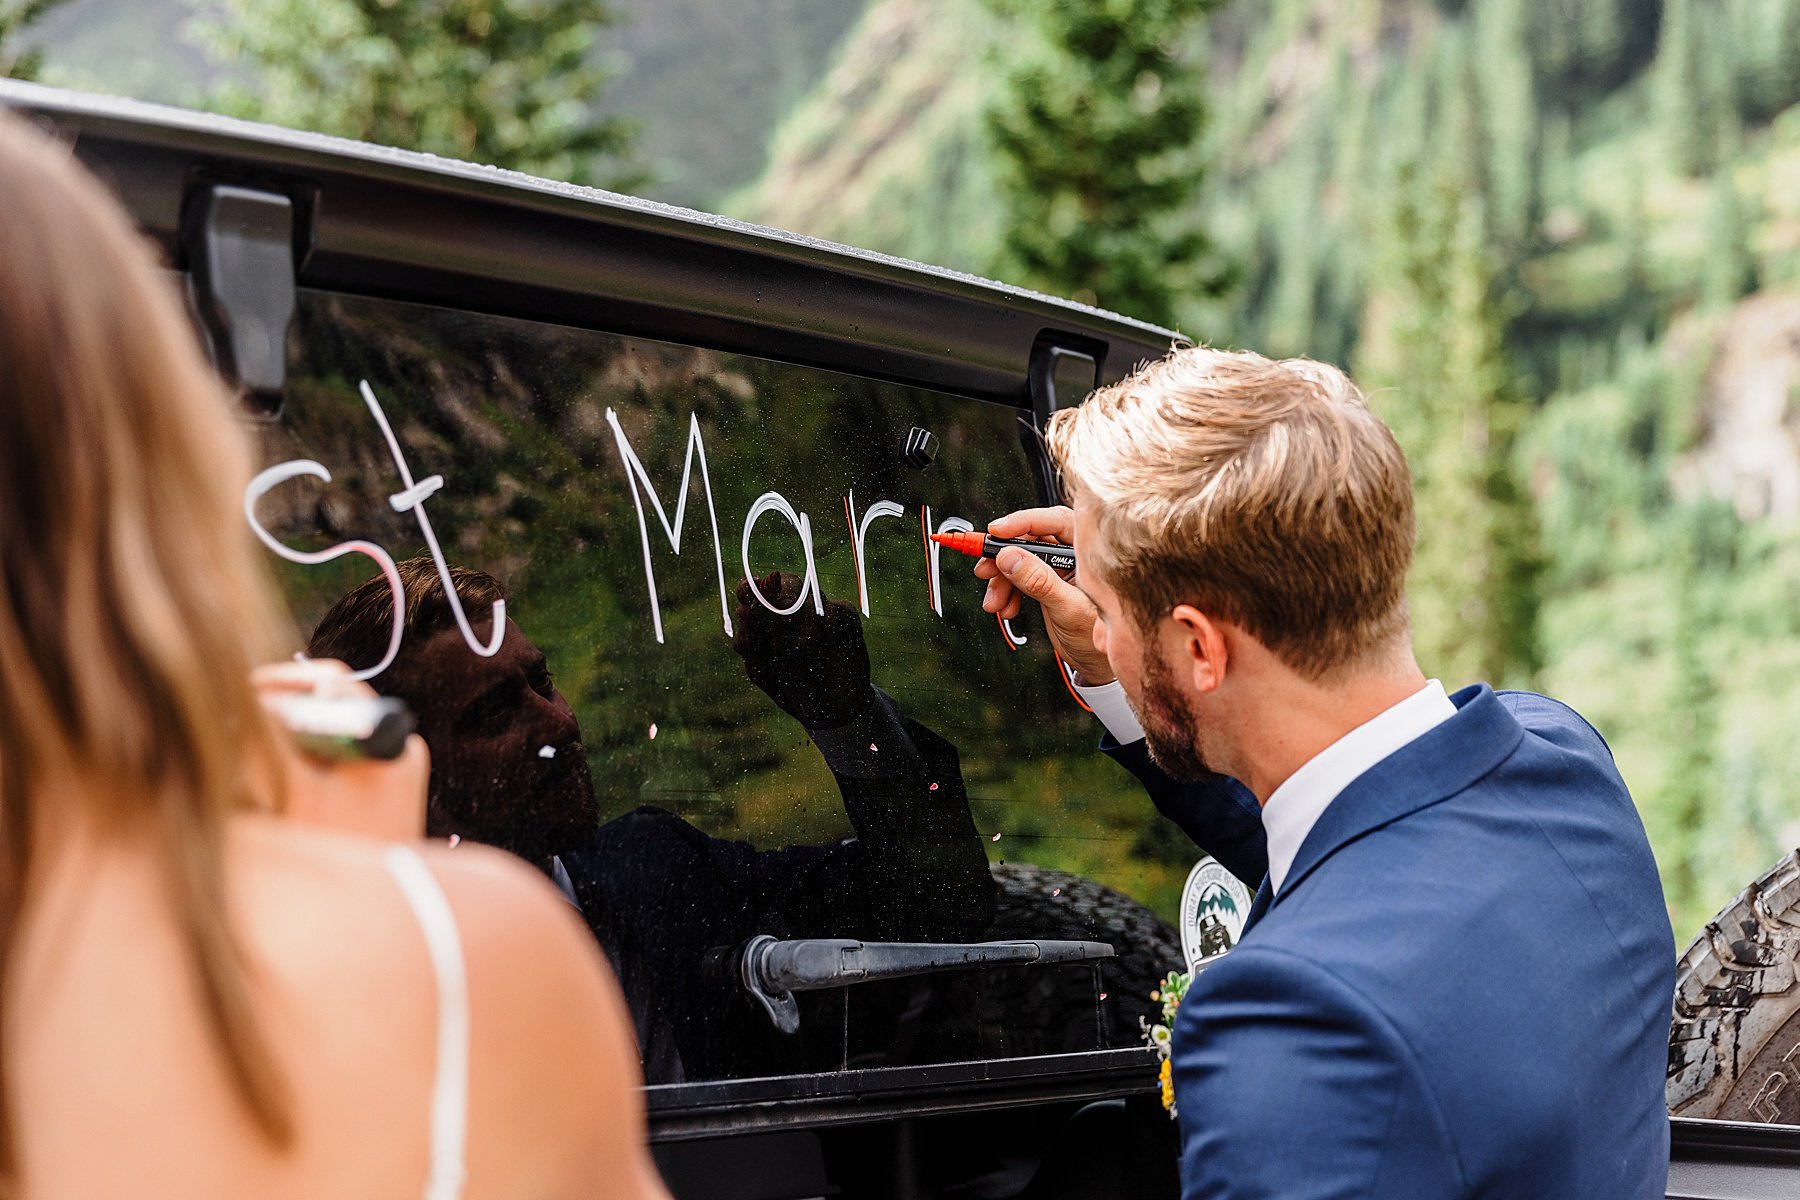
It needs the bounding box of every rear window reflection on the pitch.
[252,292,1189,1083]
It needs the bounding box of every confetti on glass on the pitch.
[928,782,939,792]
[649,723,659,740]
[447,835,461,848]
[538,744,556,759]
[990,832,1002,842]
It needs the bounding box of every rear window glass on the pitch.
[251,290,1189,1085]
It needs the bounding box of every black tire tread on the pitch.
[1668,849,1800,1117]
[984,862,1185,1051]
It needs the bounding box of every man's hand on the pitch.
[732,572,875,729]
[973,506,1114,685]
[256,659,429,840]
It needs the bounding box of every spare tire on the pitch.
[1668,850,1800,1121]
[981,862,1185,1051]
[833,862,1186,1067]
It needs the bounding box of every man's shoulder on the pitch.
[575,805,705,855]
[561,806,728,897]
[1180,942,1394,1029]
[1491,688,1615,763]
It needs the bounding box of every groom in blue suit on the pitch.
[974,348,1674,1198]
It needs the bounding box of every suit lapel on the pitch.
[1268,684,1524,912]
[1242,875,1273,935]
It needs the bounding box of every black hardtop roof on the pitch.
[0,80,1180,402]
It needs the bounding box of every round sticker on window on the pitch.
[1180,857,1252,971]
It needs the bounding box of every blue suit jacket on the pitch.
[1107,686,1674,1199]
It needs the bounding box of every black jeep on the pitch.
[0,79,1196,1198]
[6,79,1786,1200]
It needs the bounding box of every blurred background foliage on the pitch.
[187,0,642,189]
[0,0,66,79]
[10,0,1800,939]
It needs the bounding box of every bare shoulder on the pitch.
[231,821,666,1195]
[398,841,624,1059]
[235,821,616,1030]
[245,826,589,967]
[409,841,575,928]
[409,842,672,1199]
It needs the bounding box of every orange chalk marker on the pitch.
[930,530,1076,575]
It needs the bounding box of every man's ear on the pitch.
[1169,604,1227,694]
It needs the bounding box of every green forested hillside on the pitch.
[730,0,1005,269]
[28,0,869,207]
[737,0,1800,939]
[20,0,1800,939]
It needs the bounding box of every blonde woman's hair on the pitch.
[1046,347,1415,679]
[0,112,295,1181]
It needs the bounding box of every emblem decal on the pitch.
[1179,857,1252,971]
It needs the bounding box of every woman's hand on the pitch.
[254,659,430,840]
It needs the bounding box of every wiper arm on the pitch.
[719,933,1115,1034]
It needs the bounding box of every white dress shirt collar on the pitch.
[1263,680,1456,896]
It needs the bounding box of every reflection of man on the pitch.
[310,559,993,1083]
[309,563,597,877]
[978,349,1673,1198]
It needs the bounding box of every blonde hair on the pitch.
[0,112,295,1181]
[1047,347,1414,678]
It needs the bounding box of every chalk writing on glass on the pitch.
[243,460,406,682]
[244,380,505,681]
[741,492,825,616]
[921,507,935,612]
[360,381,504,658]
[927,513,974,619]
[605,408,733,643]
[248,391,1051,685]
[844,490,906,617]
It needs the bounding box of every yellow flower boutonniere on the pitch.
[1139,968,1191,1119]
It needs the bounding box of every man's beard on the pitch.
[430,749,602,863]
[1138,647,1220,782]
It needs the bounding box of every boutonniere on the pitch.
[1140,968,1190,1118]
[1146,857,1252,1119]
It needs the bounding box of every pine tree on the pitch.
[1657,0,1723,175]
[189,0,638,188]
[1528,0,1660,102]
[1701,166,1758,311]
[1473,0,1539,248]
[1263,110,1328,356]
[1661,505,1721,929]
[1357,150,1541,688]
[980,0,1232,328]
[1616,129,1651,308]
[1724,0,1800,124]
[1780,0,1800,110]
[0,0,66,80]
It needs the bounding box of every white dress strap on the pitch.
[383,845,470,1200]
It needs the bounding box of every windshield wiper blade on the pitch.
[721,934,1115,1034]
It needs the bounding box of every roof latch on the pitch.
[183,184,297,413]
[1023,337,1102,505]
